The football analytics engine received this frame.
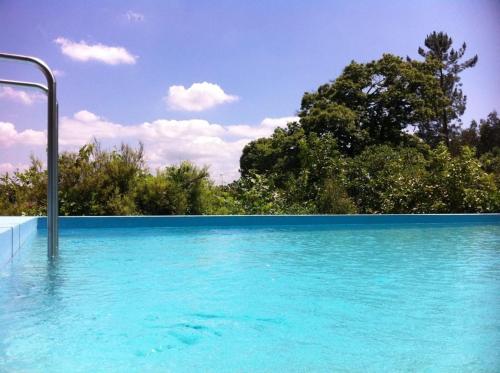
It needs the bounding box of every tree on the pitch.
[416,31,478,146]
[0,156,46,216]
[240,123,306,179]
[162,161,210,215]
[241,123,342,184]
[453,119,479,152]
[316,178,357,214]
[425,145,498,212]
[240,124,349,212]
[230,172,289,214]
[476,111,500,190]
[480,149,500,189]
[299,54,443,155]
[478,111,500,155]
[136,161,218,215]
[347,145,430,213]
[135,173,188,215]
[346,144,498,213]
[58,141,144,215]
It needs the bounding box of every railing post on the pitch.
[47,83,58,257]
[0,53,59,258]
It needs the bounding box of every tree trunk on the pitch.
[439,68,450,147]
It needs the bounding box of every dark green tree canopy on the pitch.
[241,123,342,188]
[298,54,444,155]
[477,111,500,155]
[454,111,500,156]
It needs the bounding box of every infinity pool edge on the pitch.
[1,214,499,267]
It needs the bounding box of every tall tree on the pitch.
[417,31,478,146]
[298,54,443,155]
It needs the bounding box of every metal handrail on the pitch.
[0,52,59,258]
[0,79,48,92]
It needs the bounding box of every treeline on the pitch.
[1,31,499,215]
[237,32,499,213]
[0,143,242,216]
[238,121,499,214]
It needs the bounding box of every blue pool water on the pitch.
[1,222,499,372]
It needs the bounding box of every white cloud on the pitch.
[57,112,239,180]
[0,87,44,105]
[73,110,100,122]
[165,82,238,111]
[226,116,298,139]
[125,10,144,22]
[0,112,298,182]
[54,37,137,65]
[0,122,45,147]
[261,116,299,129]
[53,69,65,77]
[0,162,28,174]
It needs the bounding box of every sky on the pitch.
[1,0,499,182]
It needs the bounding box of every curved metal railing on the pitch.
[0,53,59,258]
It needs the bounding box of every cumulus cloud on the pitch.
[0,87,44,105]
[165,82,238,111]
[55,112,239,180]
[261,116,299,129]
[54,37,137,65]
[73,110,100,122]
[125,10,144,22]
[226,116,299,139]
[1,112,298,182]
[0,122,45,147]
[0,162,28,174]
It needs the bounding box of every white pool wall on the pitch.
[0,217,37,267]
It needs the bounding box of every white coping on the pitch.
[0,216,38,267]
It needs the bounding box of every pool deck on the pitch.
[0,217,38,267]
[1,214,499,267]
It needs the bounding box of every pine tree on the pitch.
[417,31,478,146]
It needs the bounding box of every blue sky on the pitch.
[1,0,499,181]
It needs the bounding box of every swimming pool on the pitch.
[1,216,499,371]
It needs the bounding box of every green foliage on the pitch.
[201,186,244,215]
[299,54,445,155]
[348,144,498,213]
[480,149,500,189]
[477,111,500,155]
[454,111,500,189]
[0,157,46,215]
[229,172,289,214]
[240,127,355,213]
[135,161,243,215]
[160,162,210,215]
[58,142,144,215]
[425,145,498,212]
[1,31,497,215]
[347,145,429,213]
[135,174,188,215]
[0,143,227,216]
[316,179,357,214]
[242,125,343,189]
[416,31,478,146]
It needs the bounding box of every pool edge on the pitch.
[36,214,500,229]
[0,217,38,267]
[1,214,498,266]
